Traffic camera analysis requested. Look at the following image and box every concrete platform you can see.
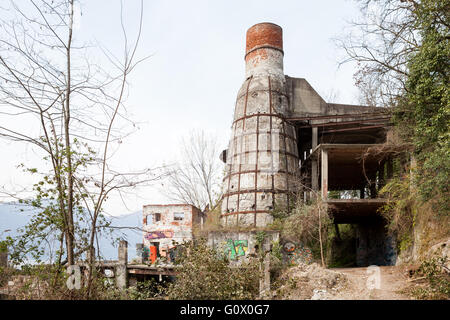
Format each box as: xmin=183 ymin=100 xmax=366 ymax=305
xmin=326 ymin=199 xmax=387 ymax=224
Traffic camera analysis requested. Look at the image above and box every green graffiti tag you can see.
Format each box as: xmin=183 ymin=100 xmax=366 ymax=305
xmin=224 ymin=239 xmax=248 ymax=260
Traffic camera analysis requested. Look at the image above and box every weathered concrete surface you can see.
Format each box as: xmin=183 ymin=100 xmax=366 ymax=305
xmin=259 ymin=254 xmax=271 ymax=298
xmin=207 ymin=230 xmax=279 ymax=265
xmin=221 ymin=22 xmax=390 ymax=230
xmin=356 ymin=222 xmax=396 ymax=266
xmin=221 ymin=23 xmax=299 ymax=228
xmin=221 ymin=22 xmax=396 ymax=267
xmin=245 ymin=23 xmax=284 ymax=78
xmin=327 ymin=199 xmax=387 ymax=224
xmin=118 ymin=240 xmax=128 ymax=263
xmin=115 ymin=264 xmax=127 ymax=290
xmin=285 ymin=76 xmax=386 ymax=119
xmin=115 ymin=240 xmax=128 ymax=289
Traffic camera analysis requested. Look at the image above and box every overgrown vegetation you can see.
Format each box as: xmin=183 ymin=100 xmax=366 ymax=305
xmin=326 ymin=224 xmax=357 ymax=268
xmin=406 ymin=255 xmax=450 ymax=300
xmin=270 ymin=195 xmax=331 ymax=266
xmin=0 ymin=0 xmax=164 ymax=299
xmin=379 ymin=174 xmax=416 ymax=253
xmin=164 ymin=240 xmax=260 ymax=300
xmin=341 ymin=0 xmax=450 ymax=265
xmin=392 ymin=0 xmax=450 ymax=217
xmin=0 ymin=264 xmax=126 ymax=300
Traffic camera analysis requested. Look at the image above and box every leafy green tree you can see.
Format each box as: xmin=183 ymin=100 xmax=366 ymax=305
xmin=340 ymin=0 xmax=449 ymax=214
xmin=394 ymin=0 xmax=449 ymax=213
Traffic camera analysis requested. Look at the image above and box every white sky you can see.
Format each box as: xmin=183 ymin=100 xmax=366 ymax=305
xmin=0 ymin=0 xmax=364 ymax=217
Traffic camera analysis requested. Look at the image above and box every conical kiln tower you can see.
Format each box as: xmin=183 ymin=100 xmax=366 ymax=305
xmin=221 ymin=23 xmax=300 ymax=227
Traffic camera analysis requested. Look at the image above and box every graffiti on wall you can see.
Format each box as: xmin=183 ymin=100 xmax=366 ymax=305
xmin=283 ymin=241 xmax=312 ymax=265
xmin=223 ymin=239 xmax=248 ymax=260
xmin=142 ymin=246 xmax=149 ymax=261
xmin=145 ymin=230 xmax=174 ymax=240
xmin=142 ymin=246 xmax=159 ymax=263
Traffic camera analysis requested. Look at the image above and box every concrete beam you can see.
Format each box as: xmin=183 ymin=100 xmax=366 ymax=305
xmin=326 ymin=199 xmax=387 ymax=224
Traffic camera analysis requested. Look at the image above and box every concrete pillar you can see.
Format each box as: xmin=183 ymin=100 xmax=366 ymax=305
xmin=321 ymin=149 xmax=328 ymax=200
xmin=312 ymin=127 xmax=318 ymax=149
xmin=312 ymin=161 xmax=319 ymax=192
xmin=308 ymin=127 xmax=319 ymax=201
xmin=311 ymin=127 xmax=319 ymax=193
xmin=115 ymin=264 xmax=127 ymax=290
xmin=118 ymin=240 xmax=128 ymax=263
xmin=135 ymin=243 xmax=143 ymax=264
xmin=116 ymin=240 xmax=128 ymax=290
xmin=259 ymin=254 xmax=271 ymax=299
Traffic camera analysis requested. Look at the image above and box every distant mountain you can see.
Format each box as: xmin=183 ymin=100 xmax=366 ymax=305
xmin=0 ymin=202 xmax=143 ymax=262
xmin=0 ymin=202 xmax=35 ymax=236
xmin=104 ymin=211 xmax=143 ymax=260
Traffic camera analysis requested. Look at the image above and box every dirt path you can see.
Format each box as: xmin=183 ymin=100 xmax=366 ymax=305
xmin=276 ymin=263 xmax=415 ymax=300
xmin=328 ymin=266 xmax=412 ymax=300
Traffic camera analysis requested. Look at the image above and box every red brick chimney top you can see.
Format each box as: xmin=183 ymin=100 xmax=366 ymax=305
xmin=245 ymin=23 xmax=283 ymax=58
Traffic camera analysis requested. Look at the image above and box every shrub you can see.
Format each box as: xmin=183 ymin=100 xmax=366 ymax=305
xmin=410 ymin=255 xmax=450 ymax=300
xmin=165 ymin=239 xmax=259 ymax=300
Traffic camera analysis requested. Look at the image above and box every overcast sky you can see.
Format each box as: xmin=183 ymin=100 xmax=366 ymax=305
xmin=0 ymin=0 xmax=365 ymax=217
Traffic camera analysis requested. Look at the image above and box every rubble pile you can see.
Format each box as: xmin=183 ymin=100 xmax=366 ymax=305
xmin=276 ymin=262 xmax=348 ymax=300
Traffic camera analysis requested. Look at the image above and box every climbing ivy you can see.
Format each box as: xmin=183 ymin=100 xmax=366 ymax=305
xmin=393 ymin=0 xmax=450 ymax=215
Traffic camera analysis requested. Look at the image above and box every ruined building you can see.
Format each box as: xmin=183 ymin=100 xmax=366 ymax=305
xmin=142 ymin=204 xmax=203 ymax=263
xmin=221 ymin=23 xmax=394 ymax=266
xmin=221 ymin=23 xmax=299 ymax=227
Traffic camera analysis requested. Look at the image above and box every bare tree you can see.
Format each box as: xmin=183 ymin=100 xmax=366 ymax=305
xmin=162 ymin=130 xmax=224 ymax=211
xmin=335 ymin=0 xmax=420 ymax=107
xmin=0 ymin=0 xmax=161 ymax=295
